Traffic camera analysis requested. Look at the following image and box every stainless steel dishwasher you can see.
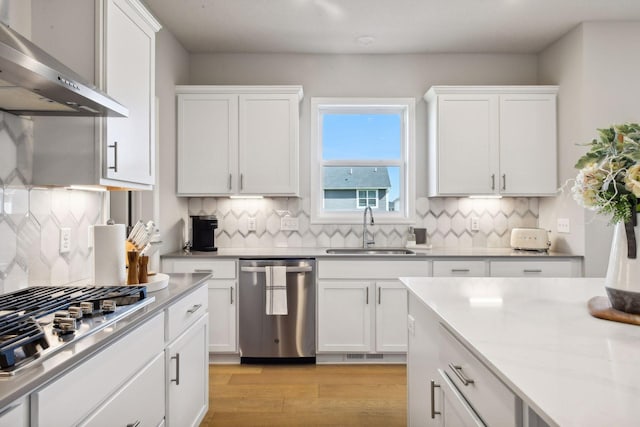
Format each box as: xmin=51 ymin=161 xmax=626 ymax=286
xmin=239 ymin=258 xmax=316 ymax=363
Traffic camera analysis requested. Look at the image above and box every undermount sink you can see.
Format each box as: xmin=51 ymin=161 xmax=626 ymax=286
xmin=325 ymin=248 xmax=416 ymax=255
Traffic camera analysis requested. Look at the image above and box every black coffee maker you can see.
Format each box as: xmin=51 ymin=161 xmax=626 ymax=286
xmin=191 ymin=215 xmax=218 ymax=252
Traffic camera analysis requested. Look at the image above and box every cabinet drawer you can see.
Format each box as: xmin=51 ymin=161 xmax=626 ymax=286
xmin=0 ymin=397 xmax=27 ymax=427
xmin=167 ymin=284 xmax=208 ymax=342
xmin=318 ymin=260 xmax=430 ymax=279
xmin=433 ymin=260 xmax=486 ymax=277
xmin=164 ymin=259 xmax=236 ymax=278
xmin=438 ymin=325 xmax=517 ymax=427
xmin=490 ymin=260 xmax=574 ymax=277
xmin=80 ymin=353 xmax=165 ymax=427
xmin=32 ymin=313 xmax=165 ymax=427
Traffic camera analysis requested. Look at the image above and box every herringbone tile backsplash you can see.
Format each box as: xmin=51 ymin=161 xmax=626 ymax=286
xmin=188 ymin=196 xmax=538 ymax=248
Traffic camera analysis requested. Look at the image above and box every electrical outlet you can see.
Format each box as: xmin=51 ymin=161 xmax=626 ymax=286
xmin=407 ymin=315 xmax=416 ymax=337
xmin=557 ymin=218 xmax=571 ymax=233
xmin=60 ymin=228 xmax=71 ymax=253
xmin=247 ymin=217 xmax=257 ymax=231
xmin=280 ymin=216 xmax=299 ymax=231
xmin=470 ymin=216 xmax=480 ymax=231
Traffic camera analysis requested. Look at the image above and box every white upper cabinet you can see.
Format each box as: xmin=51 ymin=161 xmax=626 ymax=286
xmin=30 ymin=0 xmax=160 ymax=189
xmin=425 ymin=86 xmax=558 ymax=197
xmin=103 ymin=0 xmax=158 ymax=186
xmin=176 ymin=86 xmax=303 ymax=197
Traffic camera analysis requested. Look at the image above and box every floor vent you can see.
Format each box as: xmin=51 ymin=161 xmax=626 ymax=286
xmin=366 ymin=354 xmax=384 ymax=360
xmin=346 ymin=354 xmax=365 ymax=360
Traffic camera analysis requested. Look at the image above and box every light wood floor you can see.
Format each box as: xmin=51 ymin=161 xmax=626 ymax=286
xmin=201 ymin=364 xmax=407 ymax=427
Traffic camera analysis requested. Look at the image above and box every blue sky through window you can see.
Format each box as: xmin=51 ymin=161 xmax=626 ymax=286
xmin=322 ymin=113 xmax=402 ymax=206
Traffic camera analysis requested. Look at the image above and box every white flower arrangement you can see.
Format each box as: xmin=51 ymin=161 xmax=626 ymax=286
xmin=573 ymin=123 xmax=640 ymax=224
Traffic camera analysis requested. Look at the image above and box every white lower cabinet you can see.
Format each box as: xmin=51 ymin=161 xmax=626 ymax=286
xmin=167 ymin=314 xmax=209 ymax=427
xmin=317 ymin=259 xmax=429 ymax=357
xmin=408 ymin=292 xmax=520 ymax=427
xmin=490 ymin=260 xmax=578 ymax=277
xmin=0 ymin=397 xmax=28 ymax=427
xmin=433 ymin=260 xmax=487 ymax=277
xmin=32 ymin=314 xmax=165 ymax=427
xmin=208 ymin=281 xmax=237 ymax=352
xmin=27 ymin=281 xmax=209 ymax=427
xmin=162 ymin=259 xmax=238 ymax=355
xmin=375 ymin=281 xmax=408 ymax=352
xmin=318 ymin=281 xmax=372 ymax=352
xmin=81 ymin=353 xmax=165 ymax=427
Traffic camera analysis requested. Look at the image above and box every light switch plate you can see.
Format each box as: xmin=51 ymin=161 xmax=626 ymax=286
xmin=60 ymin=228 xmax=71 ymax=253
xmin=557 ymin=218 xmax=570 ymax=233
xmin=247 ymin=217 xmax=257 ymax=231
xmin=470 ymin=217 xmax=480 ymax=231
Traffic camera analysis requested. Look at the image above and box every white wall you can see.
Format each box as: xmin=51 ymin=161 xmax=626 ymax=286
xmin=538 ymin=22 xmax=640 ymax=276
xmin=189 ymin=53 xmax=538 ymax=198
xmin=155 ymin=29 xmax=190 ymax=255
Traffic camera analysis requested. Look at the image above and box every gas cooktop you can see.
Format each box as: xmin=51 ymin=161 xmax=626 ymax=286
xmin=0 ymin=285 xmax=154 ymax=376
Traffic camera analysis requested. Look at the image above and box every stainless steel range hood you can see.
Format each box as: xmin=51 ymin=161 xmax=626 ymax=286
xmin=0 ymin=23 xmax=128 ymax=117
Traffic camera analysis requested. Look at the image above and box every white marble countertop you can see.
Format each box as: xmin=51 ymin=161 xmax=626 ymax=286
xmin=400 ymin=276 xmax=640 ymax=427
xmin=162 ymin=246 xmax=581 ymax=259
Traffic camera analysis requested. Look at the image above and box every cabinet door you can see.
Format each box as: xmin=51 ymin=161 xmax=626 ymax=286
xmin=167 ymin=314 xmax=209 ymax=427
xmin=436 ymin=95 xmax=498 ymax=195
xmin=177 ymin=94 xmax=238 ymax=195
xmin=499 ymin=94 xmax=557 ymax=195
xmin=317 ymin=281 xmax=372 ymax=352
xmin=104 ymin=0 xmax=156 ymax=185
xmin=208 ymin=280 xmax=237 ymax=352
xmin=238 ymin=93 xmax=299 ymax=195
xmin=80 ymin=353 xmax=165 ymax=427
xmin=375 ymin=281 xmax=408 ymax=352
xmin=0 ymin=397 xmax=27 ymax=427
xmin=439 ymin=370 xmax=486 ymax=427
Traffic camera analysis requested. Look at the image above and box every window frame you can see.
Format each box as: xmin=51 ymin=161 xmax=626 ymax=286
xmin=310 ymin=97 xmax=416 ymax=224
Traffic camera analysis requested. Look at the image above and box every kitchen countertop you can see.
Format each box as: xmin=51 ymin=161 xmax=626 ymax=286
xmin=162 ymin=246 xmax=581 ymax=259
xmin=0 ymin=273 xmax=209 ymax=410
xmin=400 ymin=276 xmax=640 ymax=427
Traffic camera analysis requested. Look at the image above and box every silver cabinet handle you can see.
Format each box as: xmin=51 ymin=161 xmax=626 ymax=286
xmin=240 ymin=173 xmax=244 ymax=190
xmin=187 ymin=304 xmax=202 ymax=314
xmin=365 ymin=287 xmax=369 ymax=305
xmin=194 ymin=269 xmax=213 ymax=273
xmin=451 ymin=269 xmax=470 ymax=273
xmin=228 ymin=173 xmax=232 ymax=190
xmin=171 ymin=353 xmax=180 ymax=385
xmin=108 ymin=141 xmax=118 ymax=172
xmin=126 ymin=421 xmax=141 ymax=427
xmin=230 ymin=286 xmax=234 ymax=304
xmin=378 ymin=287 xmax=381 ymax=304
xmin=430 ymin=380 xmax=441 ymax=419
xmin=523 ymin=269 xmax=542 ymax=273
xmin=502 ymin=173 xmax=506 ymax=191
xmin=491 ymin=174 xmax=495 ymax=190
xmin=448 ymin=363 xmax=474 ymax=386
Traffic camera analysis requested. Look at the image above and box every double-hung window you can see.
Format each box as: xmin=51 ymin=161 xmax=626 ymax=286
xmin=310 ymin=98 xmax=415 ymax=224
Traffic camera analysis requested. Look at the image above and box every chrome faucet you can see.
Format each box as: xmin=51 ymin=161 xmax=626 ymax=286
xmin=362 ymin=206 xmax=375 ymax=248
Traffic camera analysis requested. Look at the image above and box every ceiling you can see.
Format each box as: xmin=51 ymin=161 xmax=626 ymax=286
xmin=141 ymin=0 xmax=640 ymax=54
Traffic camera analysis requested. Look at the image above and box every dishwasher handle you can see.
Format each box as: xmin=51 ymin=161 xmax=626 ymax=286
xmin=240 ymin=265 xmax=313 ymax=274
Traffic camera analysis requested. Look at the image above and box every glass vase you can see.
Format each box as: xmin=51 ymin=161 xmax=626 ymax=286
xmin=604 ymin=218 xmax=640 ymax=314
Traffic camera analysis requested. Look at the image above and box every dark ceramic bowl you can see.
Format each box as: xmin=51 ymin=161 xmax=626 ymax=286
xmin=605 ymin=287 xmax=640 ymax=315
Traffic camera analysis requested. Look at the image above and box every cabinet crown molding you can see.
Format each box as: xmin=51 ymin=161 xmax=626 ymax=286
xmin=424 ymin=85 xmax=559 ymax=101
xmin=176 ymin=85 xmax=304 ymax=101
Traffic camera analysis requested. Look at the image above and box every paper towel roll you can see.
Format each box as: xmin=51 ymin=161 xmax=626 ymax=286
xmin=92 ymin=224 xmax=126 ymax=285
